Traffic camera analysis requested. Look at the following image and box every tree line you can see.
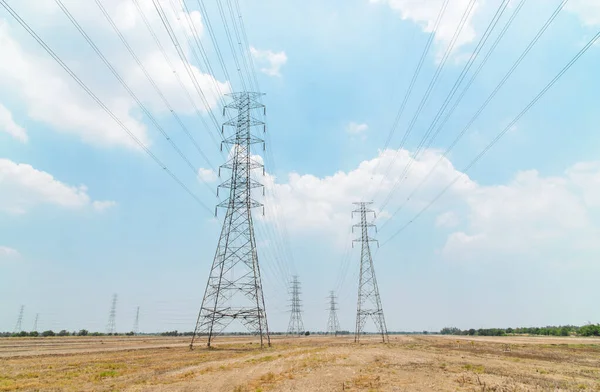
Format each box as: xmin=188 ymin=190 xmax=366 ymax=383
xmin=439 ymin=324 xmax=600 ymax=337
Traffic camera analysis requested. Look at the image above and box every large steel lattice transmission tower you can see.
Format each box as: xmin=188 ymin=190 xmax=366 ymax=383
xmin=191 ymin=92 xmax=270 ymax=349
xmin=287 ymin=276 xmax=304 ymax=335
xmin=352 ymin=202 xmax=389 ymax=343
xmin=13 ymin=305 xmax=24 ymax=333
xmin=106 ymin=294 xmax=117 ymax=335
xmin=326 ymin=291 xmax=341 ymax=336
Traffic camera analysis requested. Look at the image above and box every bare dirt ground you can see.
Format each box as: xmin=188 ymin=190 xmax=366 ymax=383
xmin=1 ymin=334 xmax=599 ymax=391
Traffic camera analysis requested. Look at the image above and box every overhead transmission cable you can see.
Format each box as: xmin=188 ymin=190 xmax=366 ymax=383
xmin=94 ymin=0 xmax=217 ymax=174
xmin=151 ymin=0 xmax=224 ymax=142
xmin=0 ymin=0 xmax=213 ymax=215
xmin=169 ymin=0 xmax=227 ymax=110
xmin=380 ymin=26 xmax=600 ymax=247
xmin=376 ymin=0 xmax=511 ymax=211
xmin=130 ymin=0 xmax=221 ymax=154
xmin=379 ymin=0 xmax=567 ymax=230
xmin=372 ymin=0 xmax=479 ymax=207
xmin=365 ymin=0 xmax=450 ymax=197
xmin=54 ymin=0 xmax=219 ymax=196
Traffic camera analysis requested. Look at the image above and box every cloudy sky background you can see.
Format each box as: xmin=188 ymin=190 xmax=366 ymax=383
xmin=1 ymin=0 xmax=600 ymax=333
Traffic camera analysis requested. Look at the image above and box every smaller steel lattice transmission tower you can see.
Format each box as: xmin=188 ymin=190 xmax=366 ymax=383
xmin=133 ymin=306 xmax=140 ymax=335
xmin=32 ymin=313 xmax=39 ymax=332
xmin=352 ymin=202 xmax=389 ymax=343
xmin=326 ymin=291 xmax=341 ymax=336
xmin=287 ymin=275 xmax=305 ymax=335
xmin=191 ymin=92 xmax=270 ymax=349
xmin=14 ymin=305 xmax=24 ymax=333
xmin=106 ymin=294 xmax=117 ymax=335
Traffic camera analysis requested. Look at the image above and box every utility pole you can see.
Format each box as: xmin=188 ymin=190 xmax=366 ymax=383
xmin=133 ymin=306 xmax=140 ymax=335
xmin=191 ymin=92 xmax=270 ymax=349
xmin=13 ymin=305 xmax=24 ymax=333
xmin=352 ymin=202 xmax=388 ymax=343
xmin=287 ymin=276 xmax=304 ymax=335
xmin=32 ymin=313 xmax=39 ymax=332
xmin=106 ymin=294 xmax=117 ymax=335
xmin=326 ymin=291 xmax=340 ymax=336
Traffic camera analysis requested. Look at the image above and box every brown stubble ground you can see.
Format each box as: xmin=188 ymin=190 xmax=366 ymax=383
xmin=1 ymin=335 xmax=599 ymax=391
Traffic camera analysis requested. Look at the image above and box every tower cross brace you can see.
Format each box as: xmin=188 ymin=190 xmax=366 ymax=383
xmin=352 ymin=202 xmax=389 ymax=343
xmin=287 ymin=275 xmax=304 ymax=335
xmin=326 ymin=291 xmax=341 ymax=336
xmin=191 ymin=92 xmax=270 ymax=348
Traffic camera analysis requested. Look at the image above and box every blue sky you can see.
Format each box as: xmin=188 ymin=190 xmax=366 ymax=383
xmin=1 ymin=0 xmax=600 ymax=334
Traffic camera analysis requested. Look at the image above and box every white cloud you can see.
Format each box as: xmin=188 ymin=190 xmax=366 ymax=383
xmin=346 ymin=122 xmax=369 ymax=134
xmin=259 ymin=148 xmax=473 ymax=245
xmin=0 ymin=158 xmax=115 ymax=214
xmin=92 ymin=200 xmax=117 ymax=211
xmin=567 ymin=0 xmax=600 ymax=26
xmin=435 ymin=211 xmax=459 ymax=228
xmin=370 ymin=0 xmax=480 ymax=52
xmin=198 ymin=167 xmax=218 ymax=183
xmin=250 ymin=46 xmax=288 ymax=77
xmin=0 ymin=0 xmax=229 ymax=149
xmin=440 ymin=165 xmax=600 ymax=262
xmin=0 ymin=246 xmax=20 ymax=259
xmin=0 ymin=103 xmax=27 ymax=142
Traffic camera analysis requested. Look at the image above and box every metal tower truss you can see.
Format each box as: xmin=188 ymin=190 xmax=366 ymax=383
xmin=192 ymin=92 xmax=270 ymax=348
xmin=287 ymin=276 xmax=304 ymax=335
xmin=326 ymin=291 xmax=341 ymax=336
xmin=106 ymin=294 xmax=117 ymax=335
xmin=352 ymin=202 xmax=389 ymax=343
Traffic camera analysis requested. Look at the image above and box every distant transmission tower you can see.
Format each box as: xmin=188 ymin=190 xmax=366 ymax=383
xmin=287 ymin=276 xmax=305 ymax=335
xmin=353 ymin=202 xmax=388 ymax=343
xmin=106 ymin=294 xmax=117 ymax=334
xmin=326 ymin=291 xmax=341 ymax=336
xmin=32 ymin=313 xmax=39 ymax=332
xmin=191 ymin=92 xmax=270 ymax=349
xmin=133 ymin=306 xmax=140 ymax=335
xmin=13 ymin=305 xmax=24 ymax=333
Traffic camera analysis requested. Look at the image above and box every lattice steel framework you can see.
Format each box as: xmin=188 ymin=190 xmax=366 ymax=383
xmin=32 ymin=313 xmax=39 ymax=332
xmin=133 ymin=306 xmax=140 ymax=335
xmin=326 ymin=291 xmax=340 ymax=336
xmin=352 ymin=202 xmax=388 ymax=343
xmin=106 ymin=294 xmax=117 ymax=334
xmin=287 ymin=275 xmax=304 ymax=335
xmin=191 ymin=92 xmax=270 ymax=348
xmin=13 ymin=305 xmax=24 ymax=333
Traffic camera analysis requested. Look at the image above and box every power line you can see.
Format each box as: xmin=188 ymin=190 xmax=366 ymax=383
xmin=365 ymin=0 xmax=450 ymax=196
xmin=94 ymin=0 xmax=219 ymax=181
xmin=151 ymin=0 xmax=224 ymax=139
xmin=380 ymin=26 xmax=600 ymax=246
xmin=373 ymin=0 xmax=479 ymax=207
xmin=0 ymin=0 xmax=213 ymax=214
xmin=130 ymin=0 xmax=221 ymax=154
xmin=55 ymin=0 xmax=217 ymax=196
xmin=376 ymin=0 xmax=512 ymax=210
xmin=379 ymin=0 xmax=567 ymax=231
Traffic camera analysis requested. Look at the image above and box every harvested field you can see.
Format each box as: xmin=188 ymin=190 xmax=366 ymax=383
xmin=1 ymin=335 xmax=599 ymax=391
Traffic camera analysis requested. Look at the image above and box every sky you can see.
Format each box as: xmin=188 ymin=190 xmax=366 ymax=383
xmin=1 ymin=0 xmax=600 ymax=335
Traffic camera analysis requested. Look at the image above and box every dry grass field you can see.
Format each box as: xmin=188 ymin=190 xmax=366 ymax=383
xmin=1 ymin=334 xmax=599 ymax=391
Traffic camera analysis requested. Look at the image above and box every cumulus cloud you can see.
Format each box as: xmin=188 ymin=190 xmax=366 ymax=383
xmin=567 ymin=0 xmax=600 ymax=26
xmin=0 ymin=0 xmax=229 ymax=149
xmin=258 ymin=148 xmax=472 ymax=245
xmin=250 ymin=46 xmax=288 ymax=77
xmin=370 ymin=0 xmax=480 ymax=52
xmin=440 ymin=164 xmax=600 ymax=262
xmin=0 ymin=103 xmax=27 ymax=142
xmin=0 ymin=246 xmax=20 ymax=259
xmin=0 ymin=158 xmax=115 ymax=214
xmin=198 ymin=167 xmax=218 ymax=182
xmin=346 ymin=122 xmax=369 ymax=134
xmin=435 ymin=211 xmax=459 ymax=228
